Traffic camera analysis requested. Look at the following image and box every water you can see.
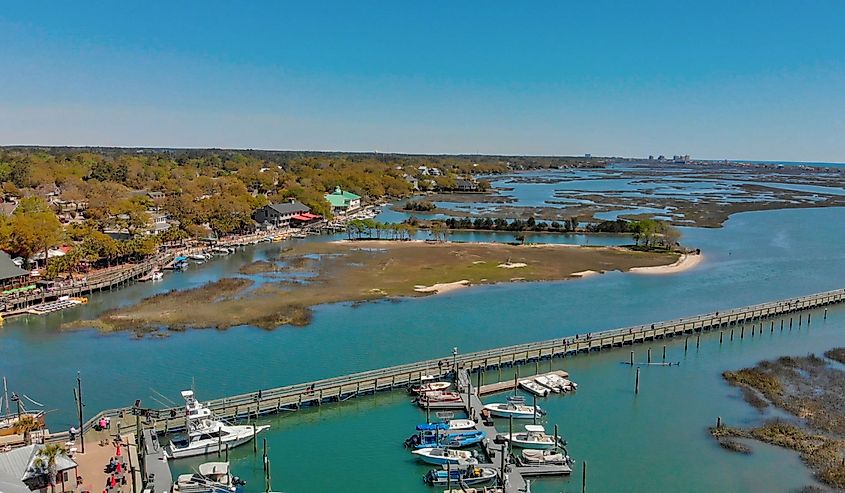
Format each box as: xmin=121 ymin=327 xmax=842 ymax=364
xmin=2 ymin=185 xmax=845 ymax=490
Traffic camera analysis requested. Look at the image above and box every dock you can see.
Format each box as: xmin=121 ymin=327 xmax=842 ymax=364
xmin=48 ymin=288 xmax=844 ymax=444
xmin=141 ymin=429 xmax=172 ymax=493
xmin=456 ymin=370 xmax=571 ymax=492
xmin=478 ymin=370 xmax=569 ymax=396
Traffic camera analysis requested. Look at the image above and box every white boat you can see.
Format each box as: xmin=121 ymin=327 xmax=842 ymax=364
xmin=533 ymin=375 xmax=561 ymax=393
xmin=518 ymin=449 xmax=572 ymax=466
xmin=546 ymin=374 xmax=577 ymax=392
xmin=151 ymin=271 xmax=164 ymax=281
xmin=518 ymin=379 xmax=550 ymax=397
xmin=410 ymin=382 xmax=452 ymax=394
xmin=507 ymin=425 xmax=558 ymax=450
xmin=417 ymin=391 xmax=463 ymax=405
xmin=189 ymin=253 xmax=208 ymax=261
xmin=447 ymin=419 xmax=476 ymax=430
xmin=172 ymin=461 xmax=245 ymax=493
xmin=412 ymin=448 xmax=478 ymax=466
xmin=483 ymin=397 xmax=544 ymax=419
xmin=165 ymin=391 xmax=269 ymax=459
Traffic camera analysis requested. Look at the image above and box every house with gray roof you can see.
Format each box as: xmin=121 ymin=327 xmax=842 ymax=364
xmin=0 ymin=252 xmax=28 ymax=289
xmin=0 ymin=444 xmax=78 ymax=493
xmin=254 ymin=200 xmax=311 ymax=228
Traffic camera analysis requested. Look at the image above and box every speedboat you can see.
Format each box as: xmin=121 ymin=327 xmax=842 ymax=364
xmin=165 ymin=391 xmax=270 ymax=459
xmin=506 ymin=425 xmax=559 ymax=450
xmin=411 ymin=448 xmax=478 ymax=466
xmin=189 ymin=253 xmax=208 ymax=261
xmin=404 ymin=425 xmax=485 ymax=449
xmin=423 ymin=466 xmax=497 ymax=486
xmin=518 ymin=449 xmax=573 ymax=466
xmin=409 ymin=382 xmax=452 ymax=395
xmin=533 ymin=375 xmax=561 ymax=393
xmin=546 ymin=374 xmax=577 ymax=392
xmin=518 ymin=379 xmax=550 ymax=397
xmin=446 ymin=419 xmax=475 ymax=430
xmin=171 ymin=461 xmax=246 ymax=492
xmin=482 ymin=396 xmax=544 ymax=419
xmin=417 ymin=391 xmax=463 ymax=406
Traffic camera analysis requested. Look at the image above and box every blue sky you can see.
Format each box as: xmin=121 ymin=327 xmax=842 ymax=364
xmin=1 ymin=1 xmax=844 ymax=161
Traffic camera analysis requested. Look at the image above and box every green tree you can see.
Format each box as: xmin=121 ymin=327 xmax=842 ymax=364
xmin=34 ymin=443 xmax=67 ymax=493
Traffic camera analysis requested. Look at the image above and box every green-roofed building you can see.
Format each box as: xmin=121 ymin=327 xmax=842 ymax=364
xmin=325 ymin=186 xmax=361 ymax=215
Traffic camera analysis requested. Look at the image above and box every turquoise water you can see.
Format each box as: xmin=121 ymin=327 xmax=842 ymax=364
xmin=2 ymin=181 xmax=845 ymax=490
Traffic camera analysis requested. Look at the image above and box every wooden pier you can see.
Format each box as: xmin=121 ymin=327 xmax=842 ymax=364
xmin=53 ymin=287 xmax=845 ymax=443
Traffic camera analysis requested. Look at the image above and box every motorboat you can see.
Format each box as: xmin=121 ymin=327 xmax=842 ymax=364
xmin=189 ymin=253 xmax=208 ymax=261
xmin=165 ymin=391 xmax=270 ymax=459
xmin=409 ymin=382 xmax=452 ymax=395
xmin=518 ymin=379 xmax=550 ymax=397
xmin=140 ymin=270 xmax=164 ymax=282
xmin=482 ymin=396 xmax=544 ymax=419
xmin=411 ymin=448 xmax=478 ymax=466
xmin=533 ymin=375 xmax=561 ymax=393
xmin=171 ymin=461 xmax=246 ymax=492
xmin=443 ymin=489 xmax=503 ymax=493
xmin=417 ymin=391 xmax=463 ymax=406
xmin=404 ymin=425 xmax=485 ymax=449
xmin=517 ymin=449 xmax=573 ymax=466
xmin=546 ymin=373 xmax=577 ymax=392
xmin=446 ymin=419 xmax=475 ymax=430
xmin=506 ymin=425 xmax=559 ymax=450
xmin=423 ymin=466 xmax=497 ymax=486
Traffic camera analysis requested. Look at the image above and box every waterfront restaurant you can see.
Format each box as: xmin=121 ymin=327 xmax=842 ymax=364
xmin=324 ymin=186 xmax=361 ymax=215
xmin=254 ymin=199 xmax=311 ymax=228
xmin=0 ymin=252 xmax=29 ymax=291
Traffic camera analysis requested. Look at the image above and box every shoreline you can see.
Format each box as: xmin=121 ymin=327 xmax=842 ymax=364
xmin=628 ymin=253 xmax=703 ymax=275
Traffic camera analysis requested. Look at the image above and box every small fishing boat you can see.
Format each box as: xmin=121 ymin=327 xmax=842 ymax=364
xmin=423 ymin=466 xmax=497 ymax=486
xmin=189 ymin=253 xmax=208 ymax=261
xmin=404 ymin=426 xmax=485 ymax=449
xmin=518 ymin=379 xmax=550 ymax=397
xmin=518 ymin=449 xmax=573 ymax=466
xmin=546 ymin=374 xmax=577 ymax=392
xmin=442 ymin=488 xmax=503 ymax=493
xmin=411 ymin=448 xmax=478 ymax=466
xmin=446 ymin=419 xmax=475 ymax=430
xmin=533 ymin=375 xmax=561 ymax=393
xmin=506 ymin=425 xmax=559 ymax=450
xmin=482 ymin=396 xmax=544 ymax=419
xmin=410 ymin=382 xmax=452 ymax=395
xmin=417 ymin=391 xmax=463 ymax=405
xmin=291 ymin=232 xmax=307 ymax=239
xmin=171 ymin=461 xmax=246 ymax=492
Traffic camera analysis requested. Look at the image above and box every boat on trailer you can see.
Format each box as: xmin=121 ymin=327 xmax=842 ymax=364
xmin=165 ymin=391 xmax=269 ymax=459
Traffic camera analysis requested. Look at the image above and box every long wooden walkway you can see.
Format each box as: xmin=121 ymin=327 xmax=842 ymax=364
xmin=58 ymin=287 xmax=845 ymax=442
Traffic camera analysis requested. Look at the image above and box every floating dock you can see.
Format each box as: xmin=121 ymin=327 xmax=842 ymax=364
xmin=26 ymin=297 xmax=83 ymax=315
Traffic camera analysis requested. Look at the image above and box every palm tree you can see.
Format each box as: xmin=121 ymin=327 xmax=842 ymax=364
xmin=34 ymin=443 xmax=67 ymax=493
xmin=13 ymin=414 xmax=40 ymax=445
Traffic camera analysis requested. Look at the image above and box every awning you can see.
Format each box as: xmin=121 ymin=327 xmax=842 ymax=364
xmin=291 ymin=214 xmax=311 ymax=221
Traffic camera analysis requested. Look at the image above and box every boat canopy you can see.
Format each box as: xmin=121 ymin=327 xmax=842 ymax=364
xmin=417 ymin=423 xmax=450 ymax=431
xmin=524 ymin=425 xmax=546 ymax=432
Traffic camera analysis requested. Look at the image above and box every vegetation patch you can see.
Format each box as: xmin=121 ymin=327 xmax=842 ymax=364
xmin=713 ymin=351 xmax=845 ymax=490
xmin=72 ymin=241 xmax=677 ymax=334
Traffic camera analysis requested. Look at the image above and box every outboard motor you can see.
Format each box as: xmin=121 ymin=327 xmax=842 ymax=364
xmin=403 ymin=434 xmax=420 ymax=448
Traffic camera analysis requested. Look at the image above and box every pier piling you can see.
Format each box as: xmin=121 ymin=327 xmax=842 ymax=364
xmin=825 ymin=308 xmax=828 ymax=320
xmin=685 ymin=337 xmax=689 ymax=351
xmin=635 ymin=368 xmax=640 ymax=394
xmin=647 ymin=348 xmax=651 ymax=364
xmin=717 ymin=416 xmax=722 ymax=428
xmin=720 ymin=331 xmax=723 ymax=344
xmin=662 ymin=345 xmax=666 ymax=361
xmin=696 ymin=334 xmax=700 ymax=348
xmin=630 ymin=351 xmax=634 ymax=366
xmin=582 ymin=461 xmax=588 ymax=493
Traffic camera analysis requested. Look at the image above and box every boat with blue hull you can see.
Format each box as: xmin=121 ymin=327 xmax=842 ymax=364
xmin=404 ymin=424 xmax=486 ymax=449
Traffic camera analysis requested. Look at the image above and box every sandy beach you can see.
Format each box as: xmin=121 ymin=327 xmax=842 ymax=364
xmin=414 ymin=280 xmax=471 ymax=294
xmin=629 ymin=253 xmax=703 ymax=275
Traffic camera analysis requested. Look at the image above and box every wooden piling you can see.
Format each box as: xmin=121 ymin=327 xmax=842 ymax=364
xmin=696 ymin=333 xmax=700 ymax=348
xmin=720 ymin=331 xmax=723 ymax=344
xmin=717 ymin=416 xmax=722 ymax=428
xmin=635 ymin=368 xmax=640 ymax=394
xmin=582 ymin=460 xmax=587 ymax=493
xmin=662 ymin=345 xmax=666 ymax=361
xmin=730 ymin=329 xmax=734 ymax=341
xmin=685 ymin=337 xmax=689 ymax=352
xmin=647 ymin=348 xmax=651 ymax=364
xmin=630 ymin=351 xmax=634 ymax=366
xmin=740 ymin=326 xmax=744 ymax=339
xmin=825 ymin=308 xmax=828 ymax=320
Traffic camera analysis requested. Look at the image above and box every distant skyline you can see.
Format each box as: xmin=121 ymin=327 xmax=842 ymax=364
xmin=1 ymin=2 xmax=844 ymax=162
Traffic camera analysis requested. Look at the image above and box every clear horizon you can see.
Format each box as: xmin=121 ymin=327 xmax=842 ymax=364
xmin=2 ymin=2 xmax=844 ymax=162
